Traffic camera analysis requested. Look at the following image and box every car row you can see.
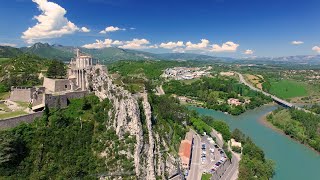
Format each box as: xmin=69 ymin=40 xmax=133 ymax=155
xmin=201 ymin=143 xmax=206 ymax=164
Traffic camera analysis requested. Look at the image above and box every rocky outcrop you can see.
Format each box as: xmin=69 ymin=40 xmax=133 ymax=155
xmin=141 ymin=93 xmax=156 ymax=180
xmin=87 ymin=65 xmax=143 ymax=176
xmin=87 ymin=65 xmax=178 ymax=179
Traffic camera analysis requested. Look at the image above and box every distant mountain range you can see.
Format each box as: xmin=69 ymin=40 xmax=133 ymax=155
xmin=0 ymin=42 xmax=320 ymax=65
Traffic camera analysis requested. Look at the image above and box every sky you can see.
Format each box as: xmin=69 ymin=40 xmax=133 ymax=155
xmin=0 ymin=0 xmax=319 ymax=57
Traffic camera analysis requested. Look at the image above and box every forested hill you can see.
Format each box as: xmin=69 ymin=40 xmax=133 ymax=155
xmin=1 ymin=43 xmax=228 ymax=63
xmin=0 ymin=54 xmax=52 ymax=93
xmin=0 ymin=46 xmax=23 ymax=58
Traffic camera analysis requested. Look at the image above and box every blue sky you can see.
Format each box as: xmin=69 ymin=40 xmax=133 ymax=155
xmin=0 ymin=0 xmax=319 ymax=57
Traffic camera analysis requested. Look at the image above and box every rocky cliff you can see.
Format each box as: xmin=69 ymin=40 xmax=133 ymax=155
xmin=87 ymin=65 xmax=143 ymax=176
xmin=86 ymin=65 xmax=176 ymax=179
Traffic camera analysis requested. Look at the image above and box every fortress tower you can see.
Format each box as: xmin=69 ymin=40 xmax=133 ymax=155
xmin=69 ymin=49 xmax=93 ymax=90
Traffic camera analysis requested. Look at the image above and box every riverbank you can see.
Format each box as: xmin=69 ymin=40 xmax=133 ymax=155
xmin=259 ymin=112 xmax=320 ymax=155
xmin=191 ymin=105 xmax=320 ymax=180
xmin=186 ymin=102 xmax=276 ymax=117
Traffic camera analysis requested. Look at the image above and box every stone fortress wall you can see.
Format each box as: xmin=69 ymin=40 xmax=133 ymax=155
xmin=1 ymin=49 xmax=95 ymax=129
xmin=43 ymin=77 xmax=73 ymax=92
xmin=44 ymin=90 xmax=88 ymax=108
xmin=9 ymin=86 xmax=34 ymax=102
xmin=0 ymin=111 xmax=44 ymax=129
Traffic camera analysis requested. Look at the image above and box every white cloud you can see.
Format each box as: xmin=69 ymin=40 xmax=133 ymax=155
xmin=211 ymin=41 xmax=239 ymax=52
xmin=130 ymin=27 xmax=136 ymax=30
xmin=119 ymin=38 xmax=154 ymax=49
xmin=21 ymin=0 xmax=80 ymax=44
xmin=82 ymin=38 xmax=156 ymax=49
xmin=0 ymin=43 xmax=17 ymax=47
xmin=82 ymin=39 xmax=122 ymax=49
xmin=80 ymin=27 xmax=90 ymax=33
xmin=112 ymin=40 xmax=123 ymax=45
xmin=185 ymin=39 xmax=210 ymax=50
xmin=83 ymin=38 xmax=240 ymax=52
xmin=312 ymin=46 xmax=320 ymax=53
xmin=157 ymin=39 xmax=239 ymax=53
xmin=99 ymin=26 xmax=125 ymax=34
xmin=159 ymin=41 xmax=184 ymax=49
xmin=243 ymin=49 xmax=254 ymax=55
xmin=292 ymin=41 xmax=304 ymax=45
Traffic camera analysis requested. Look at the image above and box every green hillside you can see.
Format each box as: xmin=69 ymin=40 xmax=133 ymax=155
xmin=0 ymin=46 xmax=23 ymax=58
xmin=0 ymin=54 xmax=51 ymax=92
xmin=20 ymin=43 xmax=74 ymax=61
xmin=19 ymin=43 xmax=226 ymax=63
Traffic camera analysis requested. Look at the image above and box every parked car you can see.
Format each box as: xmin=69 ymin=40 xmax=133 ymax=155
xmin=202 ymin=143 xmax=206 ymax=149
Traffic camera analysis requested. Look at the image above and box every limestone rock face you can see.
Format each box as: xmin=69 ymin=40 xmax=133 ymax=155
xmin=141 ymin=93 xmax=156 ymax=180
xmin=87 ymin=65 xmax=143 ymax=176
xmin=87 ymin=65 xmax=178 ymax=179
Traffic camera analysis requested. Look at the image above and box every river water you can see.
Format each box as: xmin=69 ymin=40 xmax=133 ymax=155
xmin=189 ymin=105 xmax=320 ymax=180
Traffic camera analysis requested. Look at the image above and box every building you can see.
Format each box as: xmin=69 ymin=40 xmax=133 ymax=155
xmin=68 ymin=49 xmax=93 ymax=90
xmin=9 ymin=49 xmax=94 ymax=111
xmin=227 ymin=98 xmax=242 ymax=106
xmin=178 ymin=139 xmax=192 ymax=169
xmin=231 ymin=138 xmax=242 ymax=148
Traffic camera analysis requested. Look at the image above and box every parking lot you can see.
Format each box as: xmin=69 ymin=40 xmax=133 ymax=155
xmin=200 ymin=135 xmax=228 ymax=175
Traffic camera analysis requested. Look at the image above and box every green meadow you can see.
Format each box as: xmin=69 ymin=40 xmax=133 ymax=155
xmin=269 ymin=80 xmax=308 ymax=99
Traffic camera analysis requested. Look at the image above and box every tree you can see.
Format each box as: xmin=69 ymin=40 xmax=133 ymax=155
xmin=232 ymin=128 xmax=245 ymax=143
xmin=47 ymin=60 xmax=66 ymax=78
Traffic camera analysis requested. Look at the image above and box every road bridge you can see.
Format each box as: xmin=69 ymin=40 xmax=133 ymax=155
xmin=236 ymin=72 xmax=305 ymax=110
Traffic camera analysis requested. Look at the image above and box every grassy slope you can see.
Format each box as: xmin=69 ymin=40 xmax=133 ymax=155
xmin=269 ymin=80 xmax=308 ymax=99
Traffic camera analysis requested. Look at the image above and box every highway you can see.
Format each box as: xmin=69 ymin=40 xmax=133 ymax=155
xmin=236 ymin=72 xmax=308 ymax=111
xmin=187 ymin=130 xmax=202 ymax=180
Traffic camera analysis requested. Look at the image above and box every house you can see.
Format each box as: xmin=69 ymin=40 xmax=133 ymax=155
xmin=227 ymin=98 xmax=242 ymax=106
xmin=178 ymin=140 xmax=192 ymax=169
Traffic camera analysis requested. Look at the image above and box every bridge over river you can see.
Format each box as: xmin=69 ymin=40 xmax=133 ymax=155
xmin=236 ymin=72 xmax=305 ymax=111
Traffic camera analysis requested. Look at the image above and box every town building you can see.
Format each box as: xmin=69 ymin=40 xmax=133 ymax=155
xmin=178 ymin=139 xmax=192 ymax=169
xmin=227 ymin=98 xmax=242 ymax=106
xmin=162 ymin=66 xmax=211 ymax=80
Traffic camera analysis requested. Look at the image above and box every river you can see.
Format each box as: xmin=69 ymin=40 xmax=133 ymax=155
xmin=189 ymin=105 xmax=320 ymax=180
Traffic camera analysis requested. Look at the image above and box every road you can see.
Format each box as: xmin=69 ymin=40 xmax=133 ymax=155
xmin=220 ymin=149 xmax=240 ymax=180
xmin=210 ymin=129 xmax=240 ymax=180
xmin=236 ymin=72 xmax=311 ymax=112
xmin=201 ymin=136 xmax=223 ymax=173
xmin=187 ymin=130 xmax=202 ymax=180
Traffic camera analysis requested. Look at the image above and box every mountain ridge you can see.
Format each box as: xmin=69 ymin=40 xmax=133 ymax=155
xmin=1 ymin=43 xmax=320 ymax=64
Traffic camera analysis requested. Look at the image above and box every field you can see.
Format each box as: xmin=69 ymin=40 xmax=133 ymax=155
xmin=245 ymin=74 xmax=264 ymax=90
xmin=269 ymin=80 xmax=308 ymax=99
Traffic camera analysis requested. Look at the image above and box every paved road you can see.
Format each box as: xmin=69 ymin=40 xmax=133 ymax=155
xmin=220 ymin=150 xmax=240 ymax=180
xmin=187 ymin=130 xmax=202 ymax=180
xmin=210 ymin=129 xmax=240 ymax=180
xmin=237 ymin=72 xmax=311 ymax=112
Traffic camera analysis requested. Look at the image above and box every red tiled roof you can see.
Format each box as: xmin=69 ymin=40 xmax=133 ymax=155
xmin=179 ymin=140 xmax=191 ymax=159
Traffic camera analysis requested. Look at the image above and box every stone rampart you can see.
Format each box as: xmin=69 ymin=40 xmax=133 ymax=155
xmin=0 ymin=111 xmax=43 ymax=129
